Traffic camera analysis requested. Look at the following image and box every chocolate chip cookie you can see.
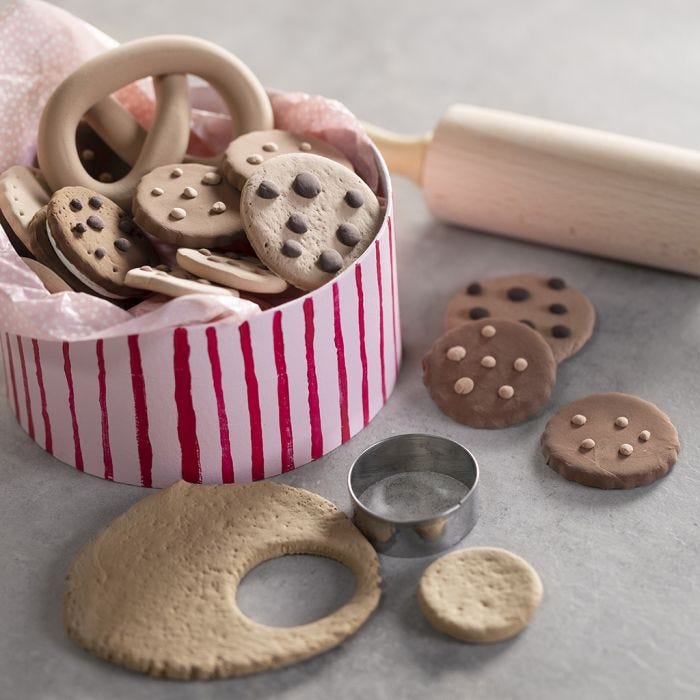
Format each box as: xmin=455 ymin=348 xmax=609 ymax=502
xmin=444 ymin=274 xmax=595 ymax=363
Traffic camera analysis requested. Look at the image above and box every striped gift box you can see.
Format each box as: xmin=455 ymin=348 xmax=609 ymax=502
xmin=1 ymin=177 xmax=401 ymax=486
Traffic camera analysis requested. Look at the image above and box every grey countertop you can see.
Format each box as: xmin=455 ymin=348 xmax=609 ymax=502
xmin=2 ymin=1 xmax=699 ymax=698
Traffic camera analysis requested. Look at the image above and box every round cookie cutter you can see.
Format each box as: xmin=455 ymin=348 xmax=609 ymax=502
xmin=348 ymin=434 xmax=479 ymax=557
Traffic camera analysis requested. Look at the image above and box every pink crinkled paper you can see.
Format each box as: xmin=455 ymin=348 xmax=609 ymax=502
xmin=0 ymin=0 xmax=378 ymax=342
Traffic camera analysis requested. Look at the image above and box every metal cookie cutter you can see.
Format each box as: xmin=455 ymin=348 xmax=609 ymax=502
xmin=348 ymin=434 xmax=479 ymax=557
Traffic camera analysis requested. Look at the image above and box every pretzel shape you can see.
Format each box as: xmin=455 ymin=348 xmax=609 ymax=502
xmin=37 ymin=36 xmax=273 ymax=210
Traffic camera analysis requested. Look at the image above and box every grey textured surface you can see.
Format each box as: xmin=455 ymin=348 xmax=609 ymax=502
xmin=2 ymin=1 xmax=700 ymax=698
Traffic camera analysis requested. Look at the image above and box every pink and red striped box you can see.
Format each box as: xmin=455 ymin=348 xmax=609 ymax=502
xmin=0 ymin=162 xmax=400 ymax=486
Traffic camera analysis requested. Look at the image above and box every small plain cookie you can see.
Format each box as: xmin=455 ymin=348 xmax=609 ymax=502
xmin=20 ymin=257 xmax=73 ymax=294
xmin=38 ymin=186 xmax=157 ymax=300
xmin=240 ymin=153 xmax=382 ymax=291
xmin=176 ymin=247 xmax=288 ymax=294
xmin=63 ymin=480 xmax=381 ymax=679
xmin=541 ymin=392 xmax=679 ymax=489
xmin=133 ymin=164 xmax=244 ymax=248
xmin=422 ymin=318 xmax=556 ymax=428
xmin=444 ymin=274 xmax=595 ymax=363
xmin=0 ymin=165 xmax=50 ymax=258
xmin=223 ymin=129 xmax=353 ymax=190
xmin=418 ymin=547 xmax=543 ymax=643
xmin=125 ymin=264 xmax=241 ymax=298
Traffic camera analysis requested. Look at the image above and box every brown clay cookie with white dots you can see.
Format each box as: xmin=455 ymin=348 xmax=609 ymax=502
xmin=176 ymin=247 xmax=287 ymax=294
xmin=422 ymin=318 xmax=556 ymax=428
xmin=541 ymin=392 xmax=679 ymax=489
xmin=223 ymin=129 xmax=353 ymax=190
xmin=133 ymin=164 xmax=244 ymax=248
xmin=240 ymin=153 xmax=382 ymax=291
xmin=125 ymin=264 xmax=241 ymax=299
xmin=444 ymin=274 xmax=595 ymax=363
xmin=37 ymin=186 xmax=157 ymax=300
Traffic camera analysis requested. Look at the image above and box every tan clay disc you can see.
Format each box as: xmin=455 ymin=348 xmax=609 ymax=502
xmin=125 ymin=264 xmax=241 ymax=299
xmin=418 ymin=547 xmax=543 ymax=643
xmin=541 ymin=392 xmax=679 ymax=489
xmin=444 ymin=274 xmax=595 ymax=363
xmin=223 ymin=129 xmax=353 ymax=190
xmin=63 ymin=480 xmax=381 ymax=679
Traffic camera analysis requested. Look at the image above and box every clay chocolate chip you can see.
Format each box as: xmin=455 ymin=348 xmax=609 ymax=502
xmin=88 ymin=196 xmax=102 ymax=209
xmin=344 ymin=190 xmax=364 ymax=208
xmin=94 ymin=247 xmax=106 ymax=259
xmin=469 ymin=307 xmax=490 ymax=320
xmin=552 ymin=325 xmax=571 ymax=338
xmin=281 ymin=239 xmax=303 ymax=258
xmin=118 ymin=217 xmax=134 ymax=234
xmin=548 ymin=277 xmax=566 ymax=290
xmin=466 ymin=282 xmax=483 ymax=296
xmin=286 ymin=213 xmax=308 ymax=234
xmin=72 ymin=223 xmax=86 ymax=235
xmin=336 ymin=223 xmax=361 ymax=247
xmin=86 ymin=215 xmax=104 ymax=231
xmin=318 ymin=249 xmax=343 ymax=273
xmin=292 ymin=172 xmax=322 ymax=198
xmin=549 ymin=303 xmax=568 ymax=315
xmin=69 ymin=198 xmax=82 ymax=212
xmin=114 ymin=238 xmax=131 ymax=252
xmin=507 ymin=286 xmax=530 ymax=302
xmin=257 ymin=181 xmax=280 ymax=199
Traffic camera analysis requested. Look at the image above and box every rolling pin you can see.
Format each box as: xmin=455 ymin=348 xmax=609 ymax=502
xmin=364 ymin=105 xmax=700 ymax=276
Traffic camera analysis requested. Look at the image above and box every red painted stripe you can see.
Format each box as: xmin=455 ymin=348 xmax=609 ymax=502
xmin=173 ymin=327 xmax=201 ymax=483
xmin=206 ymin=326 xmax=234 ymax=483
xmin=355 ymin=265 xmax=370 ymax=426
xmin=96 ymin=340 xmax=113 ymax=481
xmin=332 ymin=283 xmax=350 ymax=443
xmin=273 ymin=311 xmax=295 ymax=471
xmin=388 ymin=216 xmax=399 ymax=374
xmin=128 ymin=335 xmax=152 ymax=487
xmin=62 ymin=342 xmax=83 ymax=471
xmin=32 ymin=339 xmax=52 ymax=454
xmin=303 ymin=298 xmax=323 ymax=459
xmin=4 ymin=334 xmax=19 ymax=418
xmin=239 ymin=322 xmax=264 ymax=479
xmin=16 ymin=336 xmax=34 ymax=439
xmin=375 ymin=241 xmax=387 ymax=404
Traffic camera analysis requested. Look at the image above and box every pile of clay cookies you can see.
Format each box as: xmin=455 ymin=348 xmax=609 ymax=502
xmin=0 ymin=37 xmax=383 ymax=308
xmin=423 ymin=274 xmax=680 ymax=489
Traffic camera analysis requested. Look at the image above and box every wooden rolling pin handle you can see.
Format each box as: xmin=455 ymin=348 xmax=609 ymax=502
xmin=368 ymin=105 xmax=700 ymax=276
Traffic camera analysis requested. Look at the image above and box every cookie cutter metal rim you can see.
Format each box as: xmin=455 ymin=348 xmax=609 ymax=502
xmin=347 ymin=433 xmax=480 ymax=557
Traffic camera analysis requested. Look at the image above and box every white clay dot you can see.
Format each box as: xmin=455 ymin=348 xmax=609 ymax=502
xmin=480 ymin=324 xmax=496 ymax=338
xmin=299 ymin=142 xmax=312 ymax=152
xmin=183 ymin=186 xmax=198 ymax=199
xmin=246 ymin=154 xmax=263 ymax=165
xmin=639 ymin=430 xmax=651 ymax=442
xmin=446 ymin=345 xmax=466 ymax=362
xmin=619 ymin=443 xmax=634 ymax=456
xmin=571 ymin=414 xmax=587 ymax=426
xmin=210 ymin=201 xmax=226 ymax=214
xmin=615 ymin=416 xmax=629 ymax=428
xmin=169 ymin=207 xmax=187 ymax=220
xmin=481 ymin=355 xmax=496 ymax=368
xmin=454 ymin=377 xmax=474 ymax=395
xmin=498 ymin=385 xmax=514 ymax=399
xmin=81 ymin=148 xmax=95 ymax=161
xmin=262 ymin=142 xmax=279 ymax=152
xmin=151 ymin=187 xmax=164 ymax=196
xmin=580 ymin=438 xmax=596 ymax=450
xmin=513 ymin=357 xmax=528 ymax=372
xmin=201 ymin=172 xmax=222 ymax=185
xmin=98 ymin=172 xmax=113 ymax=183
xmin=171 ymin=167 xmax=184 ymax=178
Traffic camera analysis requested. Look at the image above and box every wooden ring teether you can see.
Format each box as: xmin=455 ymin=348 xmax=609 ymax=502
xmin=37 ymin=36 xmax=274 ymax=210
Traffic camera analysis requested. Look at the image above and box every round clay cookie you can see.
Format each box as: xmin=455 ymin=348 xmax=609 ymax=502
xmin=418 ymin=548 xmax=543 ymax=643
xmin=422 ymin=318 xmax=557 ymax=428
xmin=223 ymin=129 xmax=353 ymax=190
xmin=125 ymin=264 xmax=241 ymax=299
xmin=541 ymin=392 xmax=679 ymax=489
xmin=133 ymin=164 xmax=244 ymax=248
xmin=63 ymin=480 xmax=381 ymax=679
xmin=444 ymin=274 xmax=595 ymax=363
xmin=240 ymin=153 xmax=382 ymax=291
xmin=176 ymin=247 xmax=288 ymax=294
xmin=39 ymin=186 xmax=157 ymax=299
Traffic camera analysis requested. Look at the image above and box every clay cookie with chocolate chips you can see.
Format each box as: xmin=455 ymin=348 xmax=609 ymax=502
xmin=223 ymin=129 xmax=353 ymax=190
xmin=36 ymin=186 xmax=157 ymax=299
xmin=444 ymin=274 xmax=595 ymax=363
xmin=240 ymin=153 xmax=382 ymax=291
xmin=422 ymin=318 xmax=557 ymax=428
xmin=133 ymin=164 xmax=244 ymax=248
xmin=541 ymin=392 xmax=679 ymax=489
